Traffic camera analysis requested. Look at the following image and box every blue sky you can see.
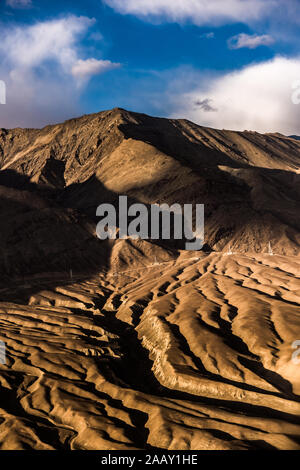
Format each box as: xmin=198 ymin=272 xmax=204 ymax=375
xmin=0 ymin=0 xmax=300 ymax=133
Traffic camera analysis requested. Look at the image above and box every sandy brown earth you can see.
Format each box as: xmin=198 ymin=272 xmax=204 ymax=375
xmin=0 ymin=109 xmax=299 ymax=450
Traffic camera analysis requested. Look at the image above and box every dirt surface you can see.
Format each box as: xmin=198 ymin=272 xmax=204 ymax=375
xmin=0 ymin=109 xmax=299 ymax=450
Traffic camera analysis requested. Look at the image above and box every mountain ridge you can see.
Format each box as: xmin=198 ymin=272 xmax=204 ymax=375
xmin=0 ymin=107 xmax=299 ymax=280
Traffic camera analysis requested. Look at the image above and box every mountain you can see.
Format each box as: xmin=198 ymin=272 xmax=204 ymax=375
xmin=1 ymin=108 xmax=300 ymax=272
xmin=0 ymin=109 xmax=299 ymax=450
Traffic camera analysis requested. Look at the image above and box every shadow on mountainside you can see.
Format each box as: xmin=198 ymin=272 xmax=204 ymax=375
xmin=0 ymin=160 xmax=300 ymax=305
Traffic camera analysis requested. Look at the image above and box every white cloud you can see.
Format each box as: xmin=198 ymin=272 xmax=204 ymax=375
xmin=171 ymin=57 xmax=300 ymax=135
xmin=103 ymin=0 xmax=277 ymax=26
xmin=6 ymin=0 xmax=32 ymax=8
xmin=0 ymin=16 xmax=120 ymax=128
xmin=228 ymin=33 xmax=275 ymax=49
xmin=0 ymin=16 xmax=95 ymax=72
xmin=72 ymin=58 xmax=121 ymax=81
xmin=199 ymin=32 xmax=215 ymax=39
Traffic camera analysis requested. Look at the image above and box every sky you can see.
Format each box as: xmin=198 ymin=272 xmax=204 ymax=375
xmin=0 ymin=0 xmax=300 ymax=134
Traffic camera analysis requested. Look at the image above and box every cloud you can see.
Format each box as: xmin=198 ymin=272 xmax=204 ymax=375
xmin=171 ymin=57 xmax=300 ymax=135
xmin=6 ymin=0 xmax=32 ymax=7
xmin=103 ymin=0 xmax=277 ymax=26
xmin=89 ymin=31 xmax=104 ymax=41
xmin=0 ymin=16 xmax=96 ymax=72
xmin=194 ymin=98 xmax=217 ymax=112
xmin=228 ymin=33 xmax=275 ymax=49
xmin=0 ymin=16 xmax=120 ymax=128
xmin=199 ymin=32 xmax=215 ymax=39
xmin=72 ymin=58 xmax=121 ymax=81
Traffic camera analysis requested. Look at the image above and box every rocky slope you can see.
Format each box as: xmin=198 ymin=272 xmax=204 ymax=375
xmin=1 ymin=108 xmax=300 ymax=261
xmin=0 ymin=109 xmax=299 ymax=450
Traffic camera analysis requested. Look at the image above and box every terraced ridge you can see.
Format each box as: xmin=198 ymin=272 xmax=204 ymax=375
xmin=0 ymin=251 xmax=299 ymax=450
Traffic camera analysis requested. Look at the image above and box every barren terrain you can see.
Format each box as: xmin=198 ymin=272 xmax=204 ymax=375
xmin=0 ymin=109 xmax=299 ymax=450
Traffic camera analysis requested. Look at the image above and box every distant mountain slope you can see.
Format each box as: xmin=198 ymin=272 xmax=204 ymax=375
xmin=0 ymin=108 xmax=299 ymax=278
xmin=1 ymin=108 xmax=300 ymax=180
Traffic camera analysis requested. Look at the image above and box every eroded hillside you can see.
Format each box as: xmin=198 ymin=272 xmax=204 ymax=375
xmin=0 ymin=109 xmax=299 ymax=450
